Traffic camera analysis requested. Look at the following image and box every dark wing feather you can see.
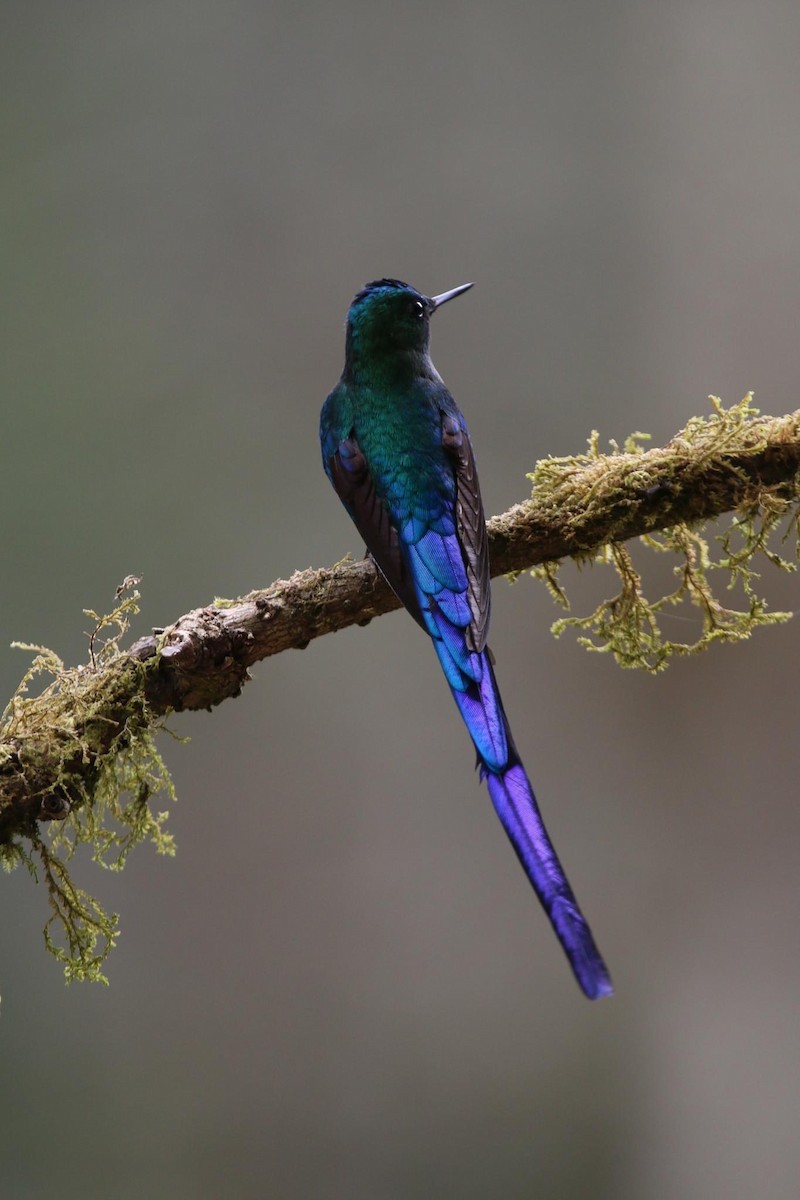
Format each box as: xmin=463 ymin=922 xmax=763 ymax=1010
xmin=329 ymin=436 xmax=426 ymax=627
xmin=441 ymin=413 xmax=490 ymax=652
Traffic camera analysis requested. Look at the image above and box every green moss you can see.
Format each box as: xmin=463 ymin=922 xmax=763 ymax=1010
xmin=530 ymin=396 xmax=797 ymax=671
xmin=1 ymin=582 xmax=178 ymax=983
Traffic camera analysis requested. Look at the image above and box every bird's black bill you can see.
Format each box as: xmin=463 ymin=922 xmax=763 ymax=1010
xmin=429 ymin=282 xmax=474 ymax=310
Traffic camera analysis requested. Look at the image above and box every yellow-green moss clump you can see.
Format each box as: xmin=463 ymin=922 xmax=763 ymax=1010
xmin=530 ymin=396 xmax=798 ymax=671
xmin=0 ymin=584 xmax=176 ymax=983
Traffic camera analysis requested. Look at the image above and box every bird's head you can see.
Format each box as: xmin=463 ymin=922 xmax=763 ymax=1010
xmin=344 ymin=278 xmax=473 ymax=370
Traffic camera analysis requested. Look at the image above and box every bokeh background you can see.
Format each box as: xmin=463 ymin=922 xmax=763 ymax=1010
xmin=3 ymin=3 xmax=800 ymax=1197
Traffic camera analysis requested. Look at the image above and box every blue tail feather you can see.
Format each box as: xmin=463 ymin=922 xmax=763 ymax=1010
xmin=485 ymin=764 xmax=612 ymax=999
xmin=452 ymin=653 xmax=613 ymax=1000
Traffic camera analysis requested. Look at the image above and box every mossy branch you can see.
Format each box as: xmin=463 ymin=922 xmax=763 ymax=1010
xmin=2 ymin=395 xmax=800 ymax=980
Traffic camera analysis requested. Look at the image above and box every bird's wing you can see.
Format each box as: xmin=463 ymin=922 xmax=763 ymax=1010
xmin=379 ymin=408 xmax=491 ymax=699
xmin=327 ymin=411 xmax=490 ymax=681
xmin=329 ymin=434 xmax=426 ymax=626
xmin=440 ymin=410 xmax=490 ymax=653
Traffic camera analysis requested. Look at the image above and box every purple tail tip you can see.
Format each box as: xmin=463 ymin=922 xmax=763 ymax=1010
xmin=550 ymin=895 xmax=614 ymax=1000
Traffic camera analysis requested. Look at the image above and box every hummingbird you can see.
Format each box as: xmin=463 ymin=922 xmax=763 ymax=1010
xmin=320 ymin=279 xmax=612 ymax=999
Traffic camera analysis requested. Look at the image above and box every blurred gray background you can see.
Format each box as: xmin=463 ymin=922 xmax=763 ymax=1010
xmin=3 ymin=2 xmax=800 ymax=1198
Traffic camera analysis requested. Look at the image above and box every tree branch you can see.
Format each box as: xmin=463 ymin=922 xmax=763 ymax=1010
xmin=2 ymin=400 xmax=800 ymax=848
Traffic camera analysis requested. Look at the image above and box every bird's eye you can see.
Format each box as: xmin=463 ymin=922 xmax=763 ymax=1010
xmin=409 ymin=299 xmax=426 ymax=319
